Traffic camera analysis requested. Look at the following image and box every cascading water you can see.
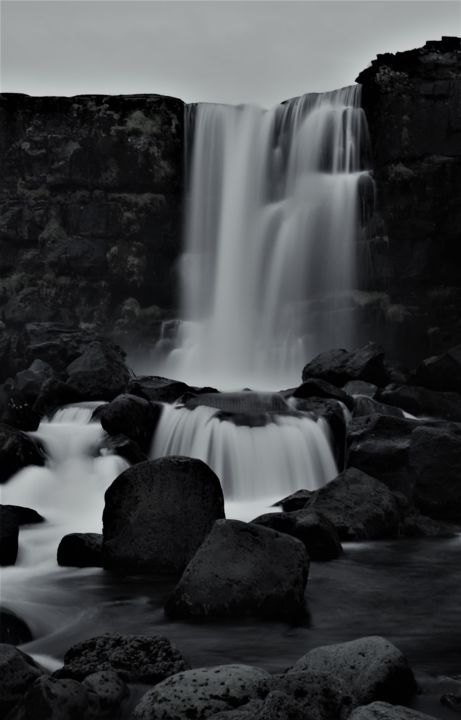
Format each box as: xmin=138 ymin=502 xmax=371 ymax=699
xmin=156 ymin=85 xmax=371 ymax=390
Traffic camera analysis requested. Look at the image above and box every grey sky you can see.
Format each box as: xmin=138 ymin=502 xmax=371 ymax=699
xmin=1 ymin=1 xmax=460 ymax=106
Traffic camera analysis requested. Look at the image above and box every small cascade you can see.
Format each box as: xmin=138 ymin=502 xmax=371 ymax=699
xmin=151 ymin=398 xmax=338 ymax=518
xmin=155 ymin=85 xmax=372 ymax=390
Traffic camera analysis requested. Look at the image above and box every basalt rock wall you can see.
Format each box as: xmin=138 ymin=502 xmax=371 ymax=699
xmin=356 ymin=37 xmax=461 ymax=364
xmin=0 ymin=93 xmax=184 ymax=348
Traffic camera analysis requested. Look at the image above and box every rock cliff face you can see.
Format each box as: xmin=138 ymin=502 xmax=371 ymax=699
xmin=356 ymin=37 xmax=461 ymax=363
xmin=0 ymin=93 xmax=184 ymax=348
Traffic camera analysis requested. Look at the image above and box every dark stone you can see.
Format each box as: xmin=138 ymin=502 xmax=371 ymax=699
xmin=127 ymin=375 xmax=191 ymax=403
xmin=98 ymin=393 xmax=162 ymax=452
xmin=0 ymin=644 xmax=43 ymax=714
xmin=82 ymin=670 xmax=129 ymax=718
xmin=349 ymin=702 xmax=438 ymax=719
xmin=287 ymin=379 xmax=354 ymax=411
xmin=100 ymin=433 xmax=147 ymax=465
xmin=184 ymin=391 xmax=288 ymax=415
xmin=165 ymin=519 xmax=309 ymax=620
xmin=0 ymin=608 xmax=33 ymax=645
xmin=0 ymin=507 xmax=19 ymax=566
xmin=412 ymin=346 xmax=461 ymax=393
xmin=0 ymin=422 xmax=46 ymax=484
xmin=299 ymin=467 xmax=401 ymax=541
xmin=352 ymin=395 xmax=404 ymax=419
xmin=273 ymin=489 xmax=313 ymax=512
xmin=258 ymin=671 xmax=355 ymax=720
xmin=293 ymin=397 xmax=347 ymax=469
xmin=131 ymin=664 xmax=270 ymax=720
xmin=343 ymin=380 xmax=378 ymax=397
xmin=302 ymin=343 xmax=389 ymax=388
xmin=7 ymin=675 xmax=97 ymax=720
xmin=102 ymin=457 xmax=225 ymax=575
xmin=0 ymin=381 xmax=41 ymax=431
xmin=57 ymin=533 xmax=103 ymax=568
xmin=66 ymin=340 xmax=130 ymax=401
xmin=0 ymin=504 xmax=44 ymax=525
xmin=33 ymin=377 xmax=82 ymax=417
xmin=55 ymin=633 xmax=189 ymax=683
xmin=251 ymin=510 xmax=342 ymax=560
xmin=409 ymin=423 xmax=461 ymax=521
xmin=14 ymin=359 xmax=55 ymax=401
xmin=440 ymin=694 xmax=461 ymax=713
xmin=379 ymin=384 xmax=461 ymax=421
xmin=289 ymin=636 xmax=417 ymax=705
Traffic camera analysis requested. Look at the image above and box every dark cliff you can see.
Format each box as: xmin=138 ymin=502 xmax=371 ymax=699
xmin=356 ymin=36 xmax=461 ymax=362
xmin=0 ymin=93 xmax=184 ymax=347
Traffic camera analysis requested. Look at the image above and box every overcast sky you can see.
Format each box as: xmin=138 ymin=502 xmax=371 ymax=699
xmin=1 ymin=1 xmax=460 ymax=106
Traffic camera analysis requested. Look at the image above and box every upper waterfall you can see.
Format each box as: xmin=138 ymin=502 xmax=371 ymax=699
xmin=156 ymin=85 xmax=372 ymax=390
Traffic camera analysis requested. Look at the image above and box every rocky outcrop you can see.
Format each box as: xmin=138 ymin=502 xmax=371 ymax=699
xmin=0 ymin=644 xmax=44 ymax=714
xmin=357 ymin=37 xmax=461 ymax=363
xmin=0 ymin=93 xmax=184 ymax=350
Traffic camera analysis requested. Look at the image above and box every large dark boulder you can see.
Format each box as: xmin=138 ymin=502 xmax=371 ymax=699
xmin=352 ymin=395 xmax=404 ymax=419
xmin=0 ymin=505 xmax=44 ymax=525
xmin=66 ymin=341 xmax=130 ymax=401
xmin=257 ymin=671 xmax=354 ymax=720
xmin=57 ymin=533 xmax=103 ymax=568
xmin=251 ymin=510 xmax=342 ymax=560
xmin=289 ymin=636 xmax=417 ymax=705
xmin=409 ymin=424 xmax=461 ymax=521
xmin=131 ymin=664 xmax=270 ymax=720
xmin=296 ymin=468 xmax=401 ymax=541
xmin=102 ymin=457 xmax=225 ymax=575
xmin=0 ymin=608 xmax=33 ymax=645
xmin=8 ymin=675 xmax=98 ymax=720
xmin=379 ymin=384 xmax=461 ymax=421
xmin=349 ymin=703 xmax=438 ymax=720
xmin=0 ymin=423 xmax=46 ymax=484
xmin=302 ymin=343 xmax=389 ymax=388
xmin=0 ymin=509 xmax=19 ymax=565
xmin=165 ymin=519 xmax=309 ymax=620
xmin=288 ymin=379 xmax=354 ymax=411
xmin=98 ymin=393 xmax=161 ymax=452
xmin=0 ymin=644 xmax=44 ymax=714
xmin=54 ymin=633 xmax=188 ymax=683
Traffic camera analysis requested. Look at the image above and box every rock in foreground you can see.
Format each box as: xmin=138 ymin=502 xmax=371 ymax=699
xmin=302 ymin=343 xmax=389 ymax=387
xmin=289 ymin=636 xmax=417 ymax=705
xmin=0 ymin=423 xmax=46 ymax=484
xmin=251 ymin=510 xmax=342 ymax=560
xmin=349 ymin=702 xmax=438 ymax=719
xmin=57 ymin=533 xmax=103 ymax=568
xmin=0 ymin=644 xmax=43 ymax=714
xmin=166 ymin=519 xmax=308 ymax=620
xmin=103 ymin=456 xmax=225 ymax=575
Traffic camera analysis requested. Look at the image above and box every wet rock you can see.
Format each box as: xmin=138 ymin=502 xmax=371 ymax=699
xmin=379 ymin=384 xmax=461 ymax=421
xmin=14 ymin=360 xmax=55 ymax=401
xmin=349 ymin=702 xmax=438 ymax=719
xmin=344 ymin=381 xmax=378 ymax=397
xmin=0 ymin=504 xmax=44 ymax=525
xmin=412 ymin=345 xmax=461 ymax=394
xmin=66 ymin=340 xmax=130 ymax=401
xmin=127 ymin=376 xmax=202 ymax=404
xmin=57 ymin=533 xmax=103 ymax=568
xmin=0 ymin=507 xmax=19 ymax=565
xmin=206 ymin=695 xmax=299 ymax=720
xmin=8 ymin=675 xmax=98 ymax=720
xmin=55 ymin=633 xmax=188 ymax=683
xmin=259 ymin=671 xmax=354 ymax=720
xmin=98 ymin=393 xmax=161 ymax=452
xmin=273 ymin=489 xmax=313 ymax=512
xmin=293 ymin=397 xmax=347 ymax=469
xmin=131 ymin=664 xmax=270 ymax=720
xmin=353 ymin=395 xmax=404 ymax=419
xmin=302 ymin=343 xmax=389 ymax=388
xmin=33 ymin=377 xmax=83 ymax=417
xmin=83 ymin=670 xmax=129 ymax=718
xmin=288 ymin=379 xmax=354 ymax=411
xmin=0 ymin=644 xmax=43 ymax=714
xmin=100 ymin=433 xmax=147 ymax=465
xmin=103 ymin=457 xmax=225 ymax=575
xmin=0 ymin=422 xmax=46 ymax=484
xmin=409 ymin=423 xmax=461 ymax=521
xmin=251 ymin=510 xmax=342 ymax=560
xmin=0 ymin=381 xmax=41 ymax=431
xmin=289 ymin=636 xmax=417 ymax=705
xmin=298 ymin=467 xmax=400 ymax=541
xmin=165 ymin=519 xmax=308 ymax=620
xmin=0 ymin=608 xmax=33 ymax=645
xmin=441 ymin=693 xmax=461 ymax=713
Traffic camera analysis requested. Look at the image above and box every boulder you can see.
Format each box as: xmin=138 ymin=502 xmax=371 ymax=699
xmin=57 ymin=533 xmax=103 ymax=568
xmin=409 ymin=424 xmax=461 ymax=521
xmin=0 ymin=644 xmax=44 ymax=714
xmin=273 ymin=489 xmax=313 ymax=512
xmin=412 ymin=346 xmax=461 ymax=394
xmin=0 ymin=381 xmax=41 ymax=431
xmin=302 ymin=343 xmax=389 ymax=388
xmin=131 ymin=664 xmax=270 ymax=720
xmin=289 ymin=636 xmax=416 ymax=705
xmin=346 ymin=415 xmax=419 ymax=494
xmin=103 ymin=457 xmax=225 ymax=575
xmin=8 ymin=675 xmax=98 ymax=720
xmin=54 ymin=633 xmax=188 ymax=683
xmin=349 ymin=702 xmax=438 ymax=719
xmin=343 ymin=381 xmax=378 ymax=398
xmin=379 ymin=384 xmax=461 ymax=421
xmin=0 ymin=508 xmax=19 ymax=565
xmin=165 ymin=519 xmax=308 ymax=620
xmin=100 ymin=433 xmax=147 ymax=465
xmin=298 ymin=468 xmax=400 ymax=541
xmin=0 ymin=608 xmax=33 ymax=645
xmin=0 ymin=505 xmax=44 ymax=525
xmin=259 ymin=671 xmax=354 ymax=720
xmin=14 ymin=360 xmax=55 ymax=402
xmin=128 ymin=376 xmax=193 ymax=404
xmin=288 ymin=379 xmax=354 ymax=411
xmin=66 ymin=340 xmax=130 ymax=401
xmin=33 ymin=378 xmax=83 ymax=417
xmin=251 ymin=510 xmax=342 ymax=560
xmin=98 ymin=394 xmax=162 ymax=452
xmin=0 ymin=423 xmax=46 ymax=484
xmin=353 ymin=396 xmax=404 ymax=419
xmin=206 ymin=694 xmax=301 ymax=720
xmin=82 ymin=670 xmax=129 ymax=718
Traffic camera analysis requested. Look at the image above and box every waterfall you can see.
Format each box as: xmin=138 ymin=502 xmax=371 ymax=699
xmin=156 ymin=85 xmax=371 ymax=390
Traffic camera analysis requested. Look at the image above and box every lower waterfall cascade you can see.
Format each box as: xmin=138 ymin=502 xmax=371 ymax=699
xmin=155 ymin=84 xmax=373 ymax=390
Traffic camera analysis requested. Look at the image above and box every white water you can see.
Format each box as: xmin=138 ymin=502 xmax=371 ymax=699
xmin=156 ymin=86 xmax=371 ymax=390
xmin=151 ymin=402 xmax=338 ymax=520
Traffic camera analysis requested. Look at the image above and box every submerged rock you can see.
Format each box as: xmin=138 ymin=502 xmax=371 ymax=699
xmin=165 ymin=519 xmax=309 ymax=620
xmin=55 ymin=633 xmax=188 ymax=683
xmin=0 ymin=422 xmax=46 ymax=484
xmin=251 ymin=510 xmax=342 ymax=560
xmin=302 ymin=343 xmax=389 ymax=388
xmin=57 ymin=533 xmax=103 ymax=568
xmin=289 ymin=636 xmax=417 ymax=705
xmin=131 ymin=664 xmax=270 ymax=720
xmin=103 ymin=457 xmax=225 ymax=575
